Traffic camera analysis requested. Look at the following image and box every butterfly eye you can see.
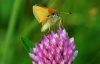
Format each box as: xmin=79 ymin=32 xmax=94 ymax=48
xmin=51 ymin=12 xmax=55 ymax=15
xmin=51 ymin=12 xmax=59 ymax=16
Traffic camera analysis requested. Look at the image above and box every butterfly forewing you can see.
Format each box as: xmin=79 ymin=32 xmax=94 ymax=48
xmin=33 ymin=5 xmax=50 ymax=23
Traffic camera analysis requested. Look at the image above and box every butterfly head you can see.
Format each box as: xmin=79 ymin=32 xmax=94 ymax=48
xmin=48 ymin=11 xmax=60 ymax=24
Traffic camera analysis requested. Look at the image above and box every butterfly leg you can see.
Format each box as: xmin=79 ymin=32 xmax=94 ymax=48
xmin=58 ymin=17 xmax=64 ymax=28
xmin=51 ymin=24 xmax=56 ymax=32
xmin=48 ymin=25 xmax=51 ymax=33
xmin=47 ymin=21 xmax=52 ymax=33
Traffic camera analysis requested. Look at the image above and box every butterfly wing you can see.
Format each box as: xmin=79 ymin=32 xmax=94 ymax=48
xmin=41 ymin=22 xmax=50 ymax=32
xmin=33 ymin=5 xmax=51 ymax=23
xmin=41 ymin=19 xmax=52 ymax=32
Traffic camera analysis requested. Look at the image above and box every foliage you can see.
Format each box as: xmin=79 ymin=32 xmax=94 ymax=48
xmin=0 ymin=0 xmax=100 ymax=64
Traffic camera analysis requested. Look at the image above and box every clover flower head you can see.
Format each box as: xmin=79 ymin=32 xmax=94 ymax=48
xmin=29 ymin=26 xmax=78 ymax=64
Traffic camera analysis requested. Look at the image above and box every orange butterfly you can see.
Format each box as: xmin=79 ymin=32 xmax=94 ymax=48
xmin=33 ymin=5 xmax=71 ymax=32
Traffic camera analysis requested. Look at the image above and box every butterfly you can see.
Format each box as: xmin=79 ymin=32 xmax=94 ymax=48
xmin=33 ymin=5 xmax=71 ymax=32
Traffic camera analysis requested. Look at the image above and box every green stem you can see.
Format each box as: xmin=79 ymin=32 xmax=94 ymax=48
xmin=1 ymin=0 xmax=23 ymax=64
xmin=14 ymin=19 xmax=38 ymax=43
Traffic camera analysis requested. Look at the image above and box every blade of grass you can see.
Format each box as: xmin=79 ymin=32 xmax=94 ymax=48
xmin=14 ymin=19 xmax=39 ymax=43
xmin=1 ymin=0 xmax=23 ymax=64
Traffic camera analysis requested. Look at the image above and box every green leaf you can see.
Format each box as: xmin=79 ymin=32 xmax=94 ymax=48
xmin=21 ymin=37 xmax=34 ymax=53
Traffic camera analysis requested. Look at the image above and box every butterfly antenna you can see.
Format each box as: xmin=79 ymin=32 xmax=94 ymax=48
xmin=60 ymin=12 xmax=72 ymax=14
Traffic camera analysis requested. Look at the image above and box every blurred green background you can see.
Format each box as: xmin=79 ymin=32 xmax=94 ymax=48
xmin=0 ymin=0 xmax=100 ymax=64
